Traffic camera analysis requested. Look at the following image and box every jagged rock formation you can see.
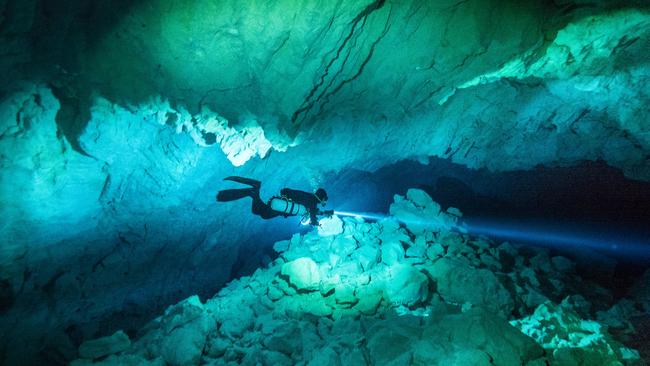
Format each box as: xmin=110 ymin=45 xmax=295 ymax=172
xmin=0 ymin=84 xmax=275 ymax=365
xmin=69 ymin=191 xmax=643 ymax=366
xmin=2 ymin=1 xmax=650 ymax=178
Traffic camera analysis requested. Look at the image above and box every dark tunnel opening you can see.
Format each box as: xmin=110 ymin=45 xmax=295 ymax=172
xmin=323 ymin=158 xmax=650 ymax=296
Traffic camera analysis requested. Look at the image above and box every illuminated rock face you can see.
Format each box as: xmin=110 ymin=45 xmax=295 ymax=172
xmin=5 ymin=1 xmax=650 ymax=178
xmin=22 ymin=0 xmax=647 ymax=179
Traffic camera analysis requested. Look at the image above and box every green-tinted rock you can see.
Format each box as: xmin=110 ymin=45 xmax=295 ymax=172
xmin=281 ymin=257 xmax=321 ymax=291
xmin=78 ymin=330 xmax=131 ymax=360
xmin=430 ymin=257 xmax=514 ymax=317
xmin=384 ymin=264 xmax=429 ymax=307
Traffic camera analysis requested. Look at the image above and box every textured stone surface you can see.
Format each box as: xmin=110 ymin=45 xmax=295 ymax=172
xmin=281 ymin=258 xmax=321 ymax=291
xmin=0 ymin=84 xmax=254 ymax=366
xmin=390 ymin=188 xmax=458 ymax=234
xmin=78 ymin=330 xmax=131 ymax=360
xmin=52 ymin=1 xmax=650 ymax=180
xmin=430 ymin=257 xmax=514 ymax=316
xmin=383 ymin=264 xmax=429 ymax=307
xmin=512 ymin=299 xmax=641 ymax=365
xmin=68 ymin=192 xmax=643 ymax=366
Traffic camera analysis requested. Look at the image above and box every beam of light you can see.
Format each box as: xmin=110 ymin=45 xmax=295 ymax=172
xmin=463 ymin=219 xmax=650 ymax=260
xmin=332 ymin=210 xmax=650 ymax=261
xmin=334 ymin=210 xmax=389 ymax=221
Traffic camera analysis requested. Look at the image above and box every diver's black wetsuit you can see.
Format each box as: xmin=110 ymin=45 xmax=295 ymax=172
xmin=216 ymin=177 xmax=325 ymax=225
xmin=280 ymin=188 xmax=320 ymax=225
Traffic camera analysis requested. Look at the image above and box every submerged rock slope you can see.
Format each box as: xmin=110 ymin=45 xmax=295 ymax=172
xmin=70 ymin=191 xmax=645 ymax=366
xmin=0 ymin=84 xmax=281 ymax=366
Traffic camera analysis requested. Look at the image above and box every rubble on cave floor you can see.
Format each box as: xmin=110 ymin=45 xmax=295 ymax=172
xmin=71 ymin=190 xmax=646 ymax=366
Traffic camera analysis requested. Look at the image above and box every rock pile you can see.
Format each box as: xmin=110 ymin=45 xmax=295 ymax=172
xmin=70 ymin=190 xmax=644 ymax=366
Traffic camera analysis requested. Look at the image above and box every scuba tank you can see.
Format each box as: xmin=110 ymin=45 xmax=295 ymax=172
xmin=268 ymin=196 xmax=307 ymax=216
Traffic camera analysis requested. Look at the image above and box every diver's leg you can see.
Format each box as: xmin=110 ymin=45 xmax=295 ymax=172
xmin=216 ymin=188 xmax=254 ymax=202
xmin=251 ymin=195 xmax=281 ymax=219
xmin=223 ymin=176 xmax=261 ymax=188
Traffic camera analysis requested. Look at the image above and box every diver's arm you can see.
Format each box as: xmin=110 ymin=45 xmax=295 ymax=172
xmin=309 ymin=210 xmax=319 ymax=226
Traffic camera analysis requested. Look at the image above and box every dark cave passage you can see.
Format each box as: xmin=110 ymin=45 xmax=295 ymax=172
xmin=325 ymin=158 xmax=650 ymax=255
xmin=324 ymin=158 xmax=650 ymax=292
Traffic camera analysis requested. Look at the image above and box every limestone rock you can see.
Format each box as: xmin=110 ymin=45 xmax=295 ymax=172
xmin=317 ymin=215 xmax=344 ymax=237
xmin=430 ymin=257 xmax=514 ymax=316
xmin=381 ymin=241 xmax=405 ymax=266
xmin=426 ymin=244 xmax=445 ymax=259
xmin=307 ymin=345 xmax=340 ymax=366
xmin=329 ymin=261 xmax=363 ymax=281
xmin=330 ymin=235 xmax=357 ymax=257
xmin=366 ymin=316 xmax=421 ymax=366
xmin=352 ymin=244 xmax=380 ymax=271
xmin=263 ymin=321 xmax=303 ymax=356
xmin=204 ymin=337 xmax=230 ymax=358
xmin=334 ymin=284 xmax=358 ymax=307
xmin=155 ymin=296 xmax=213 ymax=366
xmin=354 ymin=286 xmax=383 ymax=315
xmin=78 ymin=330 xmax=131 ymax=360
xmin=273 ymin=240 xmax=290 ymax=254
xmin=390 ymin=189 xmax=448 ymax=234
xmin=511 ymin=300 xmax=641 ymax=365
xmin=262 ymin=350 xmax=293 ymax=366
xmin=281 ymin=258 xmax=321 ymax=291
xmin=66 ymin=194 xmax=643 ymax=366
xmin=219 ymin=305 xmax=254 ymax=339
xmin=367 ymin=310 xmax=543 ymax=366
xmin=384 ymin=264 xmax=429 ymax=307
xmin=422 ymin=309 xmax=544 ymax=366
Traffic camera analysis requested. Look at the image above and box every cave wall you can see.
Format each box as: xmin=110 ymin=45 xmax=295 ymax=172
xmin=1 ymin=0 xmax=649 ymax=365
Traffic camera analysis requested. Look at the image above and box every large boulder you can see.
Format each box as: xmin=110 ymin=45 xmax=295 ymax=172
xmin=366 ymin=310 xmax=543 ymax=366
xmin=281 ymin=257 xmax=321 ymax=291
xmin=366 ymin=316 xmax=422 ymax=366
xmin=317 ymin=215 xmax=344 ymax=237
xmin=511 ymin=299 xmax=642 ymax=365
xmin=352 ymin=244 xmax=380 ymax=271
xmin=384 ymin=264 xmax=429 ymax=307
xmin=418 ymin=309 xmax=544 ymax=366
xmin=78 ymin=330 xmax=131 ymax=360
xmin=381 ymin=241 xmax=405 ymax=265
xmin=151 ymin=296 xmax=214 ymax=366
xmin=389 ymin=189 xmax=459 ymax=234
xmin=429 ymin=257 xmax=514 ymax=317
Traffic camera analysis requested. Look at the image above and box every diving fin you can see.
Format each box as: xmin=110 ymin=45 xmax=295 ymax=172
xmin=216 ymin=188 xmax=254 ymax=202
xmin=223 ymin=176 xmax=261 ymax=188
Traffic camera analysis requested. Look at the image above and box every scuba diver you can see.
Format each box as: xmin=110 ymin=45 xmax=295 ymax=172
xmin=216 ymin=176 xmax=332 ymax=226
